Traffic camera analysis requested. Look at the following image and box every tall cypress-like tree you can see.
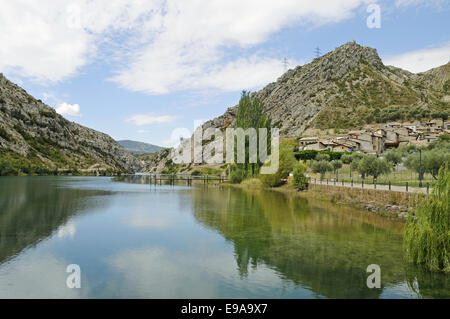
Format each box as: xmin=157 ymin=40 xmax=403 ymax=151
xmin=234 ymin=91 xmax=271 ymax=177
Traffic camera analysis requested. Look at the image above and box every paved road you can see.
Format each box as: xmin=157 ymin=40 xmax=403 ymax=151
xmin=309 ymin=179 xmax=431 ymax=194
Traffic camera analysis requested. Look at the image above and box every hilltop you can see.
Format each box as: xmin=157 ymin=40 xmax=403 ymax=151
xmin=117 ymin=140 xmax=164 ymax=154
xmin=203 ymin=41 xmax=449 ymax=136
xmin=148 ymin=41 xmax=449 ymax=172
xmin=0 ymin=74 xmax=138 ymax=175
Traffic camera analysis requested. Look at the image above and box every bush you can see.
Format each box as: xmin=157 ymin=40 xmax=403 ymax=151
xmin=0 ymin=127 xmax=12 ymax=141
xmin=295 ymin=150 xmax=318 ymax=161
xmin=404 ymin=165 xmax=449 ymax=272
xmin=191 ymin=170 xmax=201 ymax=176
xmin=259 ymin=141 xmax=297 ymax=187
xmin=295 ymin=150 xmax=345 ymax=161
xmin=341 ymin=154 xmax=353 ymax=164
xmin=229 ymin=167 xmax=246 ymax=184
xmin=316 ymin=153 xmax=330 ymax=161
xmin=293 ymin=163 xmax=309 ymax=191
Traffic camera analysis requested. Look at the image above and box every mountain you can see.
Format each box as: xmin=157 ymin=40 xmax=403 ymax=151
xmin=146 ymin=41 xmax=449 ymax=172
xmin=117 ymin=140 xmax=164 ymax=154
xmin=0 ymin=73 xmax=138 ymax=175
xmin=202 ymin=41 xmax=449 ymax=137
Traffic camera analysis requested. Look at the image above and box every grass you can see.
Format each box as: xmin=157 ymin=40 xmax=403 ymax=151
xmin=307 ymin=164 xmax=437 ymax=188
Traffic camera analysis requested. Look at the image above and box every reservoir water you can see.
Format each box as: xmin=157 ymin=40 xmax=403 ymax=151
xmin=0 ymin=176 xmax=448 ymax=298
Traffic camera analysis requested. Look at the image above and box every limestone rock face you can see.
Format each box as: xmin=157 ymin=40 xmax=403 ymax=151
xmin=141 ymin=41 xmax=450 ymax=172
xmin=202 ymin=41 xmax=449 ymax=137
xmin=0 ymin=74 xmax=139 ymax=173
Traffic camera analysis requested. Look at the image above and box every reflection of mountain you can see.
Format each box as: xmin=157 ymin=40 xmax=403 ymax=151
xmin=0 ymin=177 xmax=111 ymax=265
xmin=192 ymin=187 xmax=412 ymax=298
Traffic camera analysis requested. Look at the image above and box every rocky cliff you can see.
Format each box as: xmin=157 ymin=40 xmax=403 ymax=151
xmin=202 ymin=41 xmax=449 ymax=136
xmin=0 ymin=74 xmax=138 ymax=175
xmin=148 ymin=41 xmax=449 ymax=172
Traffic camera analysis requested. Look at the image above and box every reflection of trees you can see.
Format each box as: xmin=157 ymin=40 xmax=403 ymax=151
xmin=0 ymin=177 xmax=110 ymax=265
xmin=114 ymin=175 xmax=152 ymax=185
xmin=404 ymin=265 xmax=450 ymax=299
xmin=192 ymin=187 xmax=448 ymax=298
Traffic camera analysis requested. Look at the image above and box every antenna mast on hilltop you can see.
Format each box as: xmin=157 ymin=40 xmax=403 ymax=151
xmin=283 ymin=58 xmax=289 ymax=72
xmin=314 ymin=47 xmax=321 ymax=58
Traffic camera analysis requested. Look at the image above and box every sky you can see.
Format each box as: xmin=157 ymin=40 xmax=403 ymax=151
xmin=0 ymin=0 xmax=449 ymax=147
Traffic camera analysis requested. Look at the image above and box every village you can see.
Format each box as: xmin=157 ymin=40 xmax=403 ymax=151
xmin=299 ymin=119 xmax=450 ymax=155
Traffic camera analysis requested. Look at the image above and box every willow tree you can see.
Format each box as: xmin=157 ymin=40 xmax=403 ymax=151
xmin=403 ymin=164 xmax=450 ymax=272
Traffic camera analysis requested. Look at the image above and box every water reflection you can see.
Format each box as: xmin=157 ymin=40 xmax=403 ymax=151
xmin=0 ymin=176 xmax=448 ymax=298
xmin=0 ymin=177 xmax=111 ymax=264
xmin=191 ymin=187 xmax=449 ymax=299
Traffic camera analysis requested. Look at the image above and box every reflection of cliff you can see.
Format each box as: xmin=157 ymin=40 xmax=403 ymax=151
xmin=0 ymin=177 xmax=111 ymax=265
xmin=191 ymin=187 xmax=410 ymax=298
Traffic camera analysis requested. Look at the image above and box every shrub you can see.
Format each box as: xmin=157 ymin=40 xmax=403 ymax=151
xmin=293 ymin=163 xmax=309 ymax=191
xmin=259 ymin=141 xmax=297 ymax=187
xmin=341 ymin=154 xmax=353 ymax=164
xmin=0 ymin=127 xmax=12 ymax=141
xmin=315 ymin=153 xmax=330 ymax=161
xmin=229 ymin=167 xmax=246 ymax=184
xmin=404 ymin=164 xmax=449 ymax=272
xmin=191 ymin=170 xmax=201 ymax=176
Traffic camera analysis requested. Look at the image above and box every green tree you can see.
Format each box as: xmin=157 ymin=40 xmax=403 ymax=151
xmin=384 ymin=149 xmax=403 ymax=170
xmin=405 ymin=149 xmax=450 ymax=180
xmin=315 ymin=153 xmax=330 ymax=162
xmin=404 ymin=164 xmax=449 ymax=272
xmin=341 ymin=154 xmax=353 ymax=164
xmin=293 ymin=162 xmax=309 ymax=191
xmin=259 ymin=140 xmax=296 ymax=187
xmin=311 ymin=160 xmax=333 ymax=181
xmin=331 ymin=160 xmax=342 ymax=178
xmin=229 ymin=167 xmax=246 ymax=184
xmin=233 ymin=91 xmax=271 ymax=178
xmin=357 ymin=155 xmax=390 ymax=181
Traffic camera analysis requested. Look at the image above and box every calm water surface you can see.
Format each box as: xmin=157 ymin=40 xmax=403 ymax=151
xmin=0 ymin=176 xmax=448 ymax=298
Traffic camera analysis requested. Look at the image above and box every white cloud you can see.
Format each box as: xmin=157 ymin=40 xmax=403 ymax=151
xmin=0 ymin=0 xmax=163 ymax=83
xmin=395 ymin=0 xmax=446 ymax=8
xmin=383 ymin=43 xmax=450 ymax=73
xmin=127 ymin=214 xmax=173 ymax=229
xmin=56 ymin=221 xmax=77 ymax=239
xmin=111 ymin=0 xmax=373 ymax=94
xmin=125 ymin=114 xmax=177 ymax=126
xmin=0 ymin=0 xmax=374 ymax=91
xmin=55 ymin=102 xmax=82 ymax=117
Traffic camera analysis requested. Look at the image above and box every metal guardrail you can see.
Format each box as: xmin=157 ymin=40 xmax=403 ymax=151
xmin=128 ymin=173 xmax=228 ymax=186
xmin=309 ymin=178 xmax=431 ymax=194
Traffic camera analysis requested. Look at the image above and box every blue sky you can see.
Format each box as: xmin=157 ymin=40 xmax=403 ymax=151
xmin=1 ymin=0 xmax=449 ymax=147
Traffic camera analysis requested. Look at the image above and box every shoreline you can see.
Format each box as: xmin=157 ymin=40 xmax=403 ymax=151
xmin=225 ymin=180 xmax=427 ymax=221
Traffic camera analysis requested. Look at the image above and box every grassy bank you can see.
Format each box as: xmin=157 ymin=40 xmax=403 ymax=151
xmin=227 ymin=178 xmax=427 ymax=220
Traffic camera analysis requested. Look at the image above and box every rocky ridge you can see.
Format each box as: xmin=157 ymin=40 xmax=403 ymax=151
xmin=0 ymin=74 xmax=139 ymax=174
